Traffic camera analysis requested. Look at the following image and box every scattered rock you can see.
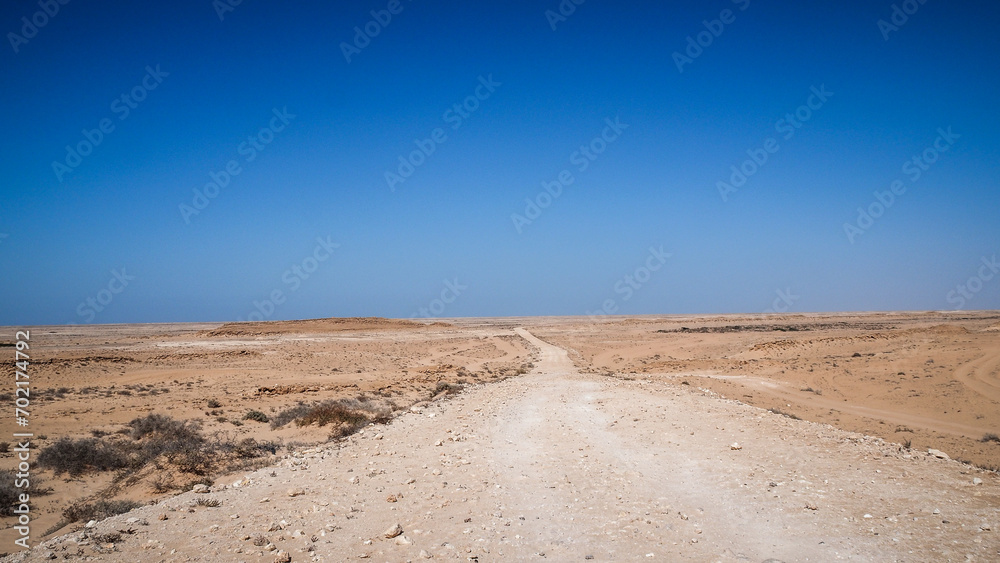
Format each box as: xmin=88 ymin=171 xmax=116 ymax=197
xmin=805 ymin=502 xmax=818 ymax=511
xmin=384 ymin=523 xmax=404 ymax=538
xmin=419 ymin=550 xmax=433 ymax=559
xmin=973 ymin=477 xmax=983 ymax=486
xmin=288 ymin=487 xmax=305 ymax=497
xmin=192 ymin=484 xmax=210 ymax=493
xmin=273 ymin=550 xmax=291 ymax=563
xmin=395 ymin=535 xmax=412 ymax=545
xmin=730 ymin=442 xmax=742 ymax=451
xmin=927 ymin=449 xmax=950 ymax=460
xmin=386 ymin=494 xmax=398 ymax=503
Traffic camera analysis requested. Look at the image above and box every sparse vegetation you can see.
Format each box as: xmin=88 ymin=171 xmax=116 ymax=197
xmin=270 ymin=397 xmax=392 ymax=441
xmin=37 ymin=437 xmax=130 ymax=477
xmin=244 ymin=410 xmax=269 ymax=423
xmin=982 ymin=433 xmax=1000 ymax=444
xmin=433 ymin=382 xmax=463 ymax=396
xmin=62 ymin=499 xmax=143 ymax=524
xmin=768 ymin=408 xmax=801 ymax=420
xmin=91 ymin=532 xmax=123 ymax=544
xmin=206 ymin=399 xmax=222 ymax=408
xmin=0 ymin=470 xmax=52 ymax=516
xmin=38 ymin=413 xmax=279 ymax=480
xmin=801 ymin=387 xmax=822 ymax=395
xmin=269 ymin=402 xmax=312 ymax=429
xmin=195 ymin=497 xmax=221 ymax=507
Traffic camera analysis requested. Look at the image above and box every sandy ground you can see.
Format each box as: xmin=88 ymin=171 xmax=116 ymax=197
xmin=1 ymin=313 xmax=998 ymax=560
xmin=3 ymin=327 xmax=998 ymax=562
xmin=530 ymin=311 xmax=1000 ymax=470
xmin=0 ymin=318 xmax=536 ymax=547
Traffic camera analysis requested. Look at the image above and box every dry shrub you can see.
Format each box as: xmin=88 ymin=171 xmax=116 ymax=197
xmin=63 ymin=499 xmax=143 ymax=523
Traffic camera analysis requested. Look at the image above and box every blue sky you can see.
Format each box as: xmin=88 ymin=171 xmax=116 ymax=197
xmin=1 ymin=0 xmax=998 ymax=324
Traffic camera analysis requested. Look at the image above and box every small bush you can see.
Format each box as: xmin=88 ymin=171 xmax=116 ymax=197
xmin=982 ymin=433 xmax=1000 ymax=444
xmin=63 ymin=499 xmax=143 ymax=524
xmin=433 ymin=382 xmax=463 ymax=396
xmin=298 ymin=403 xmax=369 ymax=428
xmin=244 ymin=410 xmax=269 ymax=423
xmin=768 ymin=408 xmax=801 ymax=421
xmin=129 ymin=413 xmax=196 ymax=441
xmin=195 ymin=497 xmax=221 ymax=507
xmin=151 ymin=475 xmax=175 ymax=493
xmin=231 ymin=438 xmax=278 ymax=459
xmin=206 ymin=399 xmax=222 ymax=408
xmin=0 ymin=470 xmax=51 ymax=516
xmin=0 ymin=441 xmax=9 ymax=453
xmin=270 ymin=402 xmax=312 ymax=429
xmin=37 ymin=437 xmax=130 ymax=477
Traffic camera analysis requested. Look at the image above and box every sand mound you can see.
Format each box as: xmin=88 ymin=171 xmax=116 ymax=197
xmin=202 ymin=317 xmax=430 ymax=337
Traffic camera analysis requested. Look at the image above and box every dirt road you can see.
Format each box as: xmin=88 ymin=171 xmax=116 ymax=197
xmin=9 ymin=330 xmax=999 ymax=561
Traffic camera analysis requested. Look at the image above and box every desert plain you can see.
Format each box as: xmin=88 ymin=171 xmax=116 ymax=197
xmin=1 ymin=311 xmax=999 ymax=561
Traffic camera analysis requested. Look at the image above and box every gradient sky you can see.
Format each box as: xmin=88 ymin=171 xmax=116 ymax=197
xmin=2 ymin=0 xmax=999 ymax=325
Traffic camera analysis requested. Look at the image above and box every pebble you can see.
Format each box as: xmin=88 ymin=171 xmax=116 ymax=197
xmin=288 ymin=487 xmax=305 ymax=497
xmin=384 ymin=523 xmax=404 ymax=538
xmin=192 ymin=484 xmax=210 ymax=493
xmin=972 ymin=477 xmax=983 ymax=486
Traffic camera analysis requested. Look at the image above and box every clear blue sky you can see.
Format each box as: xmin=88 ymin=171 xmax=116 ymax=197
xmin=2 ymin=0 xmax=998 ymax=325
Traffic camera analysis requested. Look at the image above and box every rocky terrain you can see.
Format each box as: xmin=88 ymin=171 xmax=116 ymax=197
xmin=3 ymin=324 xmax=998 ymax=561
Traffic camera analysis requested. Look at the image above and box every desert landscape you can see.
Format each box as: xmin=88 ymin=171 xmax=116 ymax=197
xmin=2 ymin=312 xmax=999 ymax=561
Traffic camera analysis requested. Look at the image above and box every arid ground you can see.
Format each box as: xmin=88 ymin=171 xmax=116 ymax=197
xmin=2 ymin=312 xmax=999 ymax=561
